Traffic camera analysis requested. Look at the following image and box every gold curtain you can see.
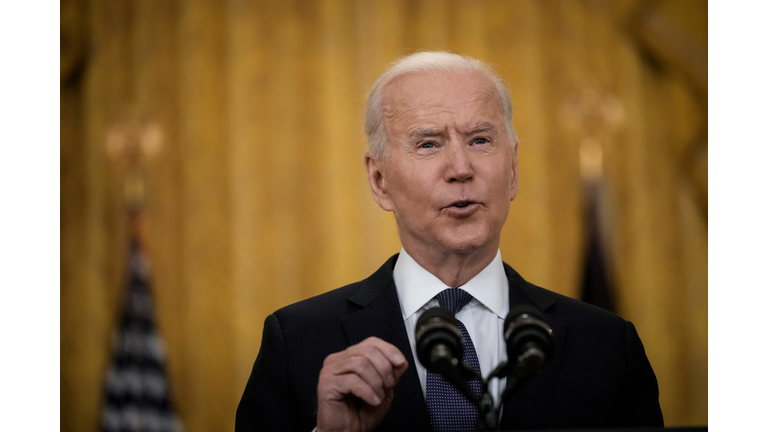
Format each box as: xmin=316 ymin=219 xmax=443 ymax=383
xmin=61 ymin=0 xmax=707 ymax=430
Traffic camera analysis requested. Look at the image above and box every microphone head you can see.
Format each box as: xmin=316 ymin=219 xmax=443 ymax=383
xmin=415 ymin=307 xmax=463 ymax=371
xmin=503 ymin=305 xmax=554 ymax=376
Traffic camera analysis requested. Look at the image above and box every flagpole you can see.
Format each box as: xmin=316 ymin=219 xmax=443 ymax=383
xmin=100 ymin=111 xmax=183 ymax=432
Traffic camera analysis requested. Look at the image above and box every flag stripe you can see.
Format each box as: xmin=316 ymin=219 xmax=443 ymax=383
xmin=100 ymin=242 xmax=184 ymax=432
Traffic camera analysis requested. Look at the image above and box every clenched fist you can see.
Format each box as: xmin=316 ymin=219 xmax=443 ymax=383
xmin=316 ymin=337 xmax=409 ymax=432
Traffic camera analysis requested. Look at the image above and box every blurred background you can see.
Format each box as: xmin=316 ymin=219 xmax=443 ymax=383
xmin=61 ymin=0 xmax=707 ymax=430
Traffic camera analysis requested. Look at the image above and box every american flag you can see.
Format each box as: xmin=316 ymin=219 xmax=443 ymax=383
xmin=100 ymin=241 xmax=184 ymax=432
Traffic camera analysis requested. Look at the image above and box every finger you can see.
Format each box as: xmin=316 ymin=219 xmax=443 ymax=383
xmin=323 ymin=338 xmax=408 ymax=390
xmin=328 ymin=355 xmax=385 ymax=401
xmin=361 ymin=338 xmax=409 ymax=385
xmin=322 ymin=351 xmax=340 ymax=367
xmin=391 ymin=356 xmax=409 ymax=382
xmin=359 ymin=337 xmax=407 ymax=368
xmin=333 ymin=373 xmax=383 ymax=406
xmin=353 ymin=338 xmax=408 ymax=387
xmin=356 ymin=343 xmax=397 ymax=388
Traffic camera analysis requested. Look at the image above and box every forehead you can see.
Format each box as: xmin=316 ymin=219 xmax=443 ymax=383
xmin=381 ymin=70 xmax=503 ymax=132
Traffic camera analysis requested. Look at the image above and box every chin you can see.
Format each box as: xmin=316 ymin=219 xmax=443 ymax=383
xmin=436 ymin=230 xmax=493 ymax=255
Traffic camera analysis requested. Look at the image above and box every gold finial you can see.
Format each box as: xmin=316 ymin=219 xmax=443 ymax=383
xmin=559 ymin=85 xmax=625 ymax=183
xmin=105 ymin=108 xmax=164 ymax=210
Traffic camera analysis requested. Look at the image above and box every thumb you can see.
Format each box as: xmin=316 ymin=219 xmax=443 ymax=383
xmin=392 ymin=358 xmax=409 ymax=383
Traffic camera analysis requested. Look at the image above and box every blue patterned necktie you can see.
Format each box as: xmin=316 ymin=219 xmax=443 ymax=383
xmin=426 ymin=288 xmax=483 ymax=431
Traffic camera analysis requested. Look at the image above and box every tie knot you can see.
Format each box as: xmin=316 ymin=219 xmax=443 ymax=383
xmin=436 ymin=288 xmax=473 ymax=315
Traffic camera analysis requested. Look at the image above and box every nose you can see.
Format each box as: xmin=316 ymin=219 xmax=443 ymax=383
xmin=444 ymin=141 xmax=474 ymax=183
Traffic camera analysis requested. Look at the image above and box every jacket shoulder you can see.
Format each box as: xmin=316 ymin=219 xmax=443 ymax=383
xmin=272 ymin=279 xmax=360 ymax=323
xmin=273 ymin=254 xmax=399 ymax=325
xmin=503 ymin=262 xmax=626 ymax=328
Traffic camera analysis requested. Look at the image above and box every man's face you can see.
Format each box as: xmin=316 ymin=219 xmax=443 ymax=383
xmin=366 ymin=70 xmax=518 ymax=257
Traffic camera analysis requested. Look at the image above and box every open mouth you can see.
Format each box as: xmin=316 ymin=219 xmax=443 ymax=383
xmin=443 ymin=201 xmax=480 ymax=217
xmin=444 ymin=200 xmax=478 ymax=211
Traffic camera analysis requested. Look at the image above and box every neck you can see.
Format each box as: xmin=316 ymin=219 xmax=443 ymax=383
xmin=401 ymin=240 xmax=500 ymax=288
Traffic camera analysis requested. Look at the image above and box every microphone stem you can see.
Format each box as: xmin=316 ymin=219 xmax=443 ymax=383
xmin=477 ymin=390 xmax=497 ymax=430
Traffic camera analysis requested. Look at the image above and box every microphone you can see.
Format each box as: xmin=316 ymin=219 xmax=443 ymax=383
xmin=503 ymin=305 xmax=554 ymax=379
xmin=415 ymin=307 xmax=479 ymax=401
xmin=415 ymin=307 xmax=463 ymax=375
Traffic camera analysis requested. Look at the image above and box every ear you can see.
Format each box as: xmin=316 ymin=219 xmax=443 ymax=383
xmin=509 ymin=143 xmax=519 ymax=201
xmin=364 ymin=152 xmax=395 ymax=211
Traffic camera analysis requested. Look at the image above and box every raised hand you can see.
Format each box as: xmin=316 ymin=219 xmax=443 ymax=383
xmin=316 ymin=337 xmax=409 ymax=432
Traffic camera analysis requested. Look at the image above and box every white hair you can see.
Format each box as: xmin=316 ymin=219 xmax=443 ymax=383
xmin=364 ymin=51 xmax=519 ymax=160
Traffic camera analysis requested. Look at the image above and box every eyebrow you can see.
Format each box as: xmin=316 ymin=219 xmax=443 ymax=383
xmin=465 ymin=122 xmax=496 ymax=135
xmin=409 ymin=128 xmax=444 ymax=139
xmin=408 ymin=122 xmax=497 ymax=139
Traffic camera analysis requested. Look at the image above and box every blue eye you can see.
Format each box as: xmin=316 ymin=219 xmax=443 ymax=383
xmin=420 ymin=142 xmax=436 ymax=149
xmin=473 ymin=138 xmax=489 ymax=145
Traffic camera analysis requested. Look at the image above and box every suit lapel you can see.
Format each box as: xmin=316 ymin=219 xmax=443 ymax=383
xmin=341 ymin=255 xmax=431 ymax=430
xmin=500 ymin=263 xmax=567 ymax=428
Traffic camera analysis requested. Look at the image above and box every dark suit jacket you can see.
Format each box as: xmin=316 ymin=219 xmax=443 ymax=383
xmin=236 ymin=255 xmax=663 ymax=430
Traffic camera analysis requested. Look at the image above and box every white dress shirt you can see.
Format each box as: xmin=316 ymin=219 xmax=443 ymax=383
xmin=393 ymin=247 xmax=509 ymax=406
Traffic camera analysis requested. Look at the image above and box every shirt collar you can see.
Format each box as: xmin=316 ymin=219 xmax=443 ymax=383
xmin=393 ymin=247 xmax=509 ymax=320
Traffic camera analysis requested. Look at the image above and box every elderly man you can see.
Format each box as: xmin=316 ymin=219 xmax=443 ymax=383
xmin=236 ymin=52 xmax=663 ymax=431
